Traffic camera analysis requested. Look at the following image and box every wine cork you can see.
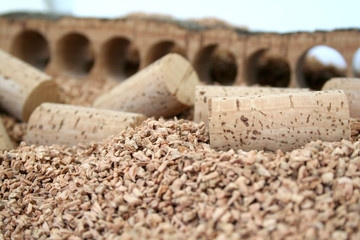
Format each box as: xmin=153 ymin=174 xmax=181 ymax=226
xmin=209 ymin=90 xmax=351 ymax=152
xmin=194 ymin=85 xmax=309 ymax=126
xmin=93 ymin=53 xmax=200 ymax=118
xmin=25 ymin=103 xmax=147 ymax=146
xmin=0 ymin=49 xmax=60 ymax=122
xmin=322 ymin=78 xmax=360 ymax=118
xmin=0 ymin=117 xmax=14 ymax=150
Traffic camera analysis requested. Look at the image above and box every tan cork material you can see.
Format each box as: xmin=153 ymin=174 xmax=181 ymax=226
xmin=93 ymin=53 xmax=200 ymax=118
xmin=322 ymin=78 xmax=360 ymax=118
xmin=194 ymin=85 xmax=309 ymax=127
xmin=209 ymin=90 xmax=351 ymax=152
xmin=25 ymin=103 xmax=147 ymax=147
xmin=0 ymin=49 xmax=60 ymax=122
xmin=0 ymin=117 xmax=14 ymax=150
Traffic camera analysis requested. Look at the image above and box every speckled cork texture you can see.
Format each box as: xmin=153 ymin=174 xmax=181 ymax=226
xmin=0 ymin=49 xmax=60 ymax=122
xmin=194 ymin=85 xmax=309 ymax=126
xmin=322 ymin=78 xmax=360 ymax=118
xmin=25 ymin=103 xmax=147 ymax=146
xmin=93 ymin=53 xmax=200 ymax=118
xmin=209 ymin=90 xmax=351 ymax=152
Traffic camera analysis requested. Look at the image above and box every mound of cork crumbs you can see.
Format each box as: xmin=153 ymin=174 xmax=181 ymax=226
xmin=1 ymin=76 xmax=360 ymax=239
xmin=1 ymin=116 xmax=360 ymax=239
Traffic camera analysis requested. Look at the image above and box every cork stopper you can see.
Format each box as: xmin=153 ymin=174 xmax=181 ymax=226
xmin=93 ymin=53 xmax=200 ymax=118
xmin=322 ymin=78 xmax=360 ymax=118
xmin=25 ymin=103 xmax=147 ymax=146
xmin=194 ymin=85 xmax=309 ymax=127
xmin=0 ymin=49 xmax=60 ymax=121
xmin=209 ymin=90 xmax=351 ymax=152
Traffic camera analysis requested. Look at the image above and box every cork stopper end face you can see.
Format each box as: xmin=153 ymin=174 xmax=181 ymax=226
xmin=23 ymin=80 xmax=60 ymax=122
xmin=162 ymin=53 xmax=200 ymax=106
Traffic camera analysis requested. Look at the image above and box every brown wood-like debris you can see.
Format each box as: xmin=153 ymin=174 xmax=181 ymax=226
xmin=1 ymin=118 xmax=360 ymax=239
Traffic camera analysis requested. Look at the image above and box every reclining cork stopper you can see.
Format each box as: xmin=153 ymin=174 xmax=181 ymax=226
xmin=93 ymin=53 xmax=200 ymax=118
xmin=25 ymin=103 xmax=147 ymax=147
xmin=209 ymin=90 xmax=351 ymax=152
xmin=0 ymin=49 xmax=60 ymax=122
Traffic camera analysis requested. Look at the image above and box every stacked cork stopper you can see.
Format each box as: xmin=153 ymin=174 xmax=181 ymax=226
xmin=0 ymin=46 xmax=359 ymax=152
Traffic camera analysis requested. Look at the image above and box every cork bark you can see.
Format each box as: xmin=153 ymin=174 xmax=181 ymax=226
xmin=209 ymin=90 xmax=351 ymax=152
xmin=93 ymin=53 xmax=200 ymax=118
xmin=322 ymin=78 xmax=360 ymax=118
xmin=25 ymin=103 xmax=147 ymax=146
xmin=0 ymin=49 xmax=60 ymax=122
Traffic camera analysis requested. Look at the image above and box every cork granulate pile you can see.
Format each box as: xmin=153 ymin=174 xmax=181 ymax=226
xmin=0 ymin=74 xmax=359 ymax=239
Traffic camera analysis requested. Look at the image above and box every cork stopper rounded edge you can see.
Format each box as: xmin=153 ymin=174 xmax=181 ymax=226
xmin=322 ymin=78 xmax=360 ymax=91
xmin=161 ymin=53 xmax=200 ymax=106
xmin=22 ymin=80 xmax=60 ymax=122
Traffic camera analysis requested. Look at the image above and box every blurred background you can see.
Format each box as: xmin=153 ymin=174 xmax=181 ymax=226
xmin=1 ymin=0 xmax=360 ymax=77
xmin=1 ymin=0 xmax=359 ymax=32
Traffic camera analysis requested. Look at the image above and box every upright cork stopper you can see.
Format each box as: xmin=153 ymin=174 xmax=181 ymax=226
xmin=209 ymin=90 xmax=351 ymax=152
xmin=194 ymin=85 xmax=309 ymax=126
xmin=25 ymin=103 xmax=147 ymax=147
xmin=93 ymin=53 xmax=200 ymax=118
xmin=0 ymin=117 xmax=13 ymax=150
xmin=0 ymin=49 xmax=60 ymax=122
xmin=322 ymin=78 xmax=360 ymax=118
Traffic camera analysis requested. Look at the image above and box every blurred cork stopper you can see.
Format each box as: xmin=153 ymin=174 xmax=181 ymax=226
xmin=25 ymin=103 xmax=147 ymax=147
xmin=0 ymin=49 xmax=60 ymax=122
xmin=93 ymin=53 xmax=200 ymax=118
xmin=322 ymin=78 xmax=360 ymax=118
